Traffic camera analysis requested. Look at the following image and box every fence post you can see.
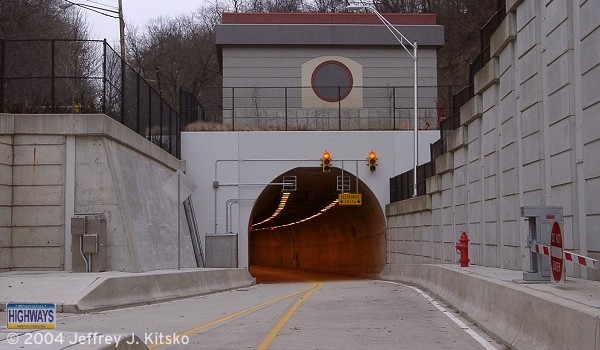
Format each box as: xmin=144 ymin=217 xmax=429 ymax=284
xmin=136 ymin=74 xmax=140 ymax=133
xmin=148 ymin=85 xmax=152 ymax=141
xmin=51 ymin=39 xmax=55 ymax=112
xmin=231 ymin=87 xmax=235 ymax=131
xmin=160 ymin=94 xmax=163 ymax=151
xmin=120 ymin=50 xmax=125 ymax=123
xmin=102 ymin=40 xmax=107 ymax=114
xmin=285 ymin=87 xmax=288 ymax=131
xmin=0 ymin=39 xmax=4 ymax=113
xmin=338 ymin=86 xmax=341 ymax=131
xmin=393 ymin=87 xmax=396 ymax=130
xmin=177 ymin=108 xmax=181 ymax=159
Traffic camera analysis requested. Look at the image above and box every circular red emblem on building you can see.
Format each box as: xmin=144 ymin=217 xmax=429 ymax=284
xmin=311 ymin=60 xmax=353 ymax=102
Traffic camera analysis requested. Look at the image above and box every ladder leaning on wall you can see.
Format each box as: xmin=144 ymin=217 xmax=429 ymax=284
xmin=184 ymin=197 xmax=205 ymax=267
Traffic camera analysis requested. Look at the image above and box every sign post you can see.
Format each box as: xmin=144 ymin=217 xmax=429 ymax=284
xmin=550 ymin=221 xmax=564 ymax=283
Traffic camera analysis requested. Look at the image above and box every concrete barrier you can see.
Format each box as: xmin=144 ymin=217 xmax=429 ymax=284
xmin=381 ymin=264 xmax=600 ymax=350
xmin=73 ymin=268 xmax=256 ymax=312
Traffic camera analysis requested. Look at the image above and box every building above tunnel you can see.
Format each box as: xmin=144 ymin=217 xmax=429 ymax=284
xmin=214 ymin=12 xmax=445 ymax=131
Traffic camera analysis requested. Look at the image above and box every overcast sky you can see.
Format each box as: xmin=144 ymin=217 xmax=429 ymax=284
xmin=67 ymin=0 xmax=210 ymax=48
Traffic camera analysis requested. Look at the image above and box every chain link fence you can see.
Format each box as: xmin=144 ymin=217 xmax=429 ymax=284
xmin=0 ymin=39 xmax=184 ymax=157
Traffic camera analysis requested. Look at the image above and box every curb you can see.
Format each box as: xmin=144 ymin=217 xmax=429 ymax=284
xmin=71 ymin=268 xmax=256 ymax=312
xmin=380 ymin=264 xmax=600 ymax=350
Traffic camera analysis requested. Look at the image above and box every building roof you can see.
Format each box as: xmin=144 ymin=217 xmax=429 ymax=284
xmin=221 ymin=12 xmax=438 ymax=25
xmin=216 ymin=12 xmax=444 ymax=48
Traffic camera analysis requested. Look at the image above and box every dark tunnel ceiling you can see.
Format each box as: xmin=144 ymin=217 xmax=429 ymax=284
xmin=247 ymin=166 xmax=387 ymax=276
xmin=250 ymin=167 xmax=342 ymax=230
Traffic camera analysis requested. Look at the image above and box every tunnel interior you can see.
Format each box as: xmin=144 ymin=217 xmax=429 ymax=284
xmin=248 ymin=167 xmax=386 ymax=278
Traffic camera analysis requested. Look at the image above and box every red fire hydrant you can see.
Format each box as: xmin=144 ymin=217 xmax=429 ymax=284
xmin=455 ymin=232 xmax=470 ymax=267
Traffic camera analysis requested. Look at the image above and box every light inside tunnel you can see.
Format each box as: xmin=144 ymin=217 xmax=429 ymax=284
xmin=248 ymin=167 xmax=386 ymax=278
xmin=252 ymin=198 xmax=339 ymax=231
xmin=251 ymin=192 xmax=291 ymax=228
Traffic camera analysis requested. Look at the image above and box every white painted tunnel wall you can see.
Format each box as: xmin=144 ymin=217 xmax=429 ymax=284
xmin=182 ymin=130 xmax=439 ymax=268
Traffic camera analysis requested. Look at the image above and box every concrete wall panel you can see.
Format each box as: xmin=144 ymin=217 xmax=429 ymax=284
xmin=521 ymin=132 xmax=542 ymax=164
xmin=12 ymin=165 xmax=63 ymax=186
xmin=13 ymin=186 xmax=63 ymax=206
xmin=545 ymin=21 xmax=571 ymax=66
xmin=0 ymin=207 xmax=10 ymax=227
xmin=11 ymin=247 xmax=62 ymax=269
xmin=520 ymin=103 xmax=541 ymax=137
xmin=12 ymin=226 xmax=63 ymax=247
xmin=581 ymin=61 xmax=600 ymax=107
xmin=580 ymin=22 xmax=600 ymax=73
xmin=548 ymin=117 xmax=572 ymax=156
xmin=582 ymin=99 xmax=600 ymax=145
xmin=13 ymin=144 xmax=65 ymax=165
xmin=549 ymin=151 xmax=572 ymax=186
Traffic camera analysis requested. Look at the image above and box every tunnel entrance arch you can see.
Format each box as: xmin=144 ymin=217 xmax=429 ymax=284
xmin=248 ymin=167 xmax=386 ymax=277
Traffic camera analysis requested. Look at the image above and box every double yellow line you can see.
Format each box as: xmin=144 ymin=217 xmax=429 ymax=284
xmin=148 ymin=281 xmax=322 ymax=350
xmin=257 ymin=281 xmax=322 ymax=350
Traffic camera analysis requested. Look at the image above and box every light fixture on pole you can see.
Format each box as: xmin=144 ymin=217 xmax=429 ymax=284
xmin=347 ymin=4 xmax=419 ymax=197
xmin=59 ymin=0 xmax=125 ymax=59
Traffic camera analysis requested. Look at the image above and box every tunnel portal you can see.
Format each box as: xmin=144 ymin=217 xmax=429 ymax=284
xmin=248 ymin=167 xmax=386 ymax=277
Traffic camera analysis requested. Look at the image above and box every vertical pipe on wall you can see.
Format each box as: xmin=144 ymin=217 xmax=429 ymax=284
xmin=64 ymin=135 xmax=76 ymax=271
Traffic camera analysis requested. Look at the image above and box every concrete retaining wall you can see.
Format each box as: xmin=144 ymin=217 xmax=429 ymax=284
xmin=381 ymin=264 xmax=600 ymax=350
xmin=0 ymin=114 xmax=195 ymax=272
xmin=386 ymin=0 xmax=600 ymax=280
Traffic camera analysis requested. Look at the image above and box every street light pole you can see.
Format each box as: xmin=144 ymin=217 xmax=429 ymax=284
xmin=59 ymin=0 xmax=125 ymax=59
xmin=117 ymin=0 xmax=125 ymax=59
xmin=347 ymin=4 xmax=419 ymax=197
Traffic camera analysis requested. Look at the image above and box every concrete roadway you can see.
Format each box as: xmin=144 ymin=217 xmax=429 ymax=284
xmin=2 ymin=267 xmax=505 ymax=349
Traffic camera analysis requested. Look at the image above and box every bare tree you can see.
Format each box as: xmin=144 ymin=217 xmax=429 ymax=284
xmin=0 ymin=0 xmax=87 ymax=39
xmin=128 ymin=9 xmax=222 ymax=116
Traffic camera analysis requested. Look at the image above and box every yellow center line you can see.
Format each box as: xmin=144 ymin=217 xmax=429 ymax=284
xmin=147 ymin=283 xmax=316 ymax=349
xmin=256 ymin=281 xmax=323 ymax=350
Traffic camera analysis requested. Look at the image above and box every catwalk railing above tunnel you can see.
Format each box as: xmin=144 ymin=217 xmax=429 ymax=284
xmin=185 ymin=85 xmax=443 ymax=132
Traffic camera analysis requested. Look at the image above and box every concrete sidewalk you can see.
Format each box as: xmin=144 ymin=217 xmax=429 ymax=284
xmin=0 ymin=268 xmax=255 ymax=313
xmin=0 ymin=268 xmax=255 ymax=349
xmin=381 ymin=264 xmax=600 ymax=350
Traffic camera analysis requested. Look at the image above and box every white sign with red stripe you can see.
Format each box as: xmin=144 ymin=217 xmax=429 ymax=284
xmin=531 ymin=243 xmax=599 ymax=269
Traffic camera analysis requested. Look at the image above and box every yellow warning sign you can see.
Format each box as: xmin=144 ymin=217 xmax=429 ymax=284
xmin=338 ymin=193 xmax=362 ymax=206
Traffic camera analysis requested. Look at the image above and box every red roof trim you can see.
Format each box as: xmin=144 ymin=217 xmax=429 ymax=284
xmin=221 ymin=12 xmax=437 ymax=25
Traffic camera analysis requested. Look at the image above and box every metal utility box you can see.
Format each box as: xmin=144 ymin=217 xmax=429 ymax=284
xmin=71 ymin=213 xmax=107 ymax=272
xmin=521 ymin=206 xmax=563 ymax=281
xmin=205 ymin=234 xmax=238 ymax=268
